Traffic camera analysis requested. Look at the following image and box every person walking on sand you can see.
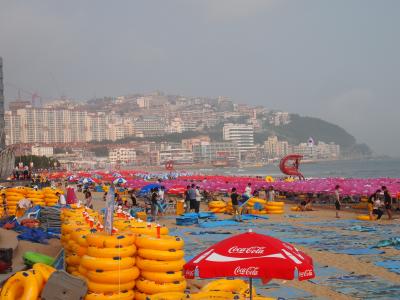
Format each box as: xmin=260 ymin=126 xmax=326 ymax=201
xmin=267 ymin=186 xmax=276 ymax=202
xmin=368 ymin=189 xmax=381 ymax=220
xmin=382 ymin=186 xmax=393 ymax=220
xmin=184 ymin=185 xmax=191 ymax=213
xmin=372 ymin=191 xmax=384 ymax=220
xmin=231 ymin=187 xmax=242 ymax=222
xmin=150 ymin=188 xmax=159 ymax=221
xmin=334 ymin=185 xmax=341 ymax=218
xmin=195 ymin=186 xmax=202 ymax=213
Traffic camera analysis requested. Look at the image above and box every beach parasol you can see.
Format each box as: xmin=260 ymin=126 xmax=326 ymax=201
xmin=113 ymin=177 xmax=127 ymax=185
xmin=79 ymin=177 xmax=95 ymax=184
xmin=184 ymin=230 xmax=315 ymax=299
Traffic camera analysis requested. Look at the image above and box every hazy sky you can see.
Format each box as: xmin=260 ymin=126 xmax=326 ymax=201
xmin=1 ymin=0 xmax=399 ymax=156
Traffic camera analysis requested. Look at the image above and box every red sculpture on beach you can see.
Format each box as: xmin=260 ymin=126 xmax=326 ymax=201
xmin=279 ymin=154 xmax=305 ymax=180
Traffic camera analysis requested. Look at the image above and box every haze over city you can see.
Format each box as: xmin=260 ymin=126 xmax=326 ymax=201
xmin=1 ymin=0 xmax=399 ymax=155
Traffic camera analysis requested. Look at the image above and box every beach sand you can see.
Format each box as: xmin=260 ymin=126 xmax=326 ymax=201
xmin=1 ymin=191 xmax=399 ymax=299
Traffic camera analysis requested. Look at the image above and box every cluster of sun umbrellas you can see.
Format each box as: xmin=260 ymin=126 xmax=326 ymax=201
xmin=46 ymin=170 xmax=400 ymax=196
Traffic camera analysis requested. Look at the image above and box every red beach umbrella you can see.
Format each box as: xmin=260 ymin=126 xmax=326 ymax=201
xmin=184 ymin=230 xmax=315 ymax=299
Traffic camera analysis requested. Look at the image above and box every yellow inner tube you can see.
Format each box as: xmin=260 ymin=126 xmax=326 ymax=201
xmin=356 ymin=215 xmax=376 ymax=221
xmin=266 ymin=210 xmax=284 ymax=214
xmin=138 ymin=248 xmax=185 ymax=261
xmin=136 ymin=257 xmax=185 ymax=272
xmin=80 ymin=255 xmax=135 ymax=271
xmin=136 ymin=278 xmax=187 ymax=295
xmin=87 ymin=245 xmax=137 ymax=258
xmin=141 ymin=270 xmax=184 ymax=283
xmin=86 ymin=233 xmax=136 ymax=248
xmin=85 ymin=266 xmax=139 ymax=284
xmin=0 ymin=271 xmax=40 ymax=300
xmin=85 ymin=290 xmax=135 ymax=300
xmin=201 ymin=279 xmax=251 ymax=295
xmin=136 ymin=235 xmax=184 ymax=251
xmin=32 ymin=263 xmax=56 ymax=282
xmin=265 ymin=206 xmax=283 ymax=211
xmin=87 ymin=280 xmax=135 ymax=293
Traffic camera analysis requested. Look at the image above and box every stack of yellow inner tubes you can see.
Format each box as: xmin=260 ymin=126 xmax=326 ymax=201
xmin=65 ymin=228 xmax=92 ymax=273
xmin=80 ymin=232 xmax=139 ymax=298
xmin=26 ymin=189 xmax=45 ymax=206
xmin=114 ymin=219 xmax=169 ymax=237
xmin=247 ymin=198 xmax=267 ymax=214
xmin=42 ymin=187 xmax=62 ymax=206
xmin=135 ymin=235 xmax=186 ymax=299
xmin=208 ymin=201 xmax=227 ymax=213
xmin=265 ymin=201 xmax=284 ymax=214
xmin=0 ymin=263 xmax=56 ymax=299
xmin=5 ymin=188 xmax=25 ymax=215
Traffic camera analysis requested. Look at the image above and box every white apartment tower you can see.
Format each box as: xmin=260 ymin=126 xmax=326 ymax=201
xmin=223 ymin=123 xmax=254 ymax=152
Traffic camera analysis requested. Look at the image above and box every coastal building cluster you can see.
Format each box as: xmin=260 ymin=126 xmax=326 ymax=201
xmin=4 ymin=92 xmax=340 ymax=168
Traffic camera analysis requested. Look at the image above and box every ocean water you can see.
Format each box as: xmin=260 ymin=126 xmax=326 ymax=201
xmin=202 ymin=159 xmax=400 ymax=178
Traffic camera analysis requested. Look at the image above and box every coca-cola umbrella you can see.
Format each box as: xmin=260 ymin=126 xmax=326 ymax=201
xmin=184 ymin=230 xmax=315 ymax=299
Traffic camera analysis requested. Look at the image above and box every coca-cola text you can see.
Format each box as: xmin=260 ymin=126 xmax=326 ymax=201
xmin=228 ymin=246 xmax=265 ymax=254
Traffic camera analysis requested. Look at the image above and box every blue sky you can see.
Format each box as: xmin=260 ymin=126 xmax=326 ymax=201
xmin=1 ymin=0 xmax=399 ymax=155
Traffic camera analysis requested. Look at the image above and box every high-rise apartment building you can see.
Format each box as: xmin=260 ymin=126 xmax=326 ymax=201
xmin=4 ymin=108 xmax=109 ymax=144
xmin=223 ymin=123 xmax=254 ymax=152
xmin=264 ymin=136 xmax=290 ymax=159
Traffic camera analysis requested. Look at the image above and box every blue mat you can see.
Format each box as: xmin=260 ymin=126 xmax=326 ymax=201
xmin=335 ymin=248 xmax=385 ymax=255
xmin=347 ymin=225 xmax=376 ymax=232
xmin=266 ymin=286 xmax=313 ymax=299
xmin=241 ymin=214 xmax=270 ymax=220
xmin=199 ymin=220 xmax=251 ymax=228
xmin=375 ymin=259 xmax=400 ymax=275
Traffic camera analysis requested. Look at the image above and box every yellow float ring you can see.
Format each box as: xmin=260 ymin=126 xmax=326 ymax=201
xmin=80 ymin=255 xmax=135 ymax=271
xmin=267 ymin=201 xmax=284 ymax=206
xmin=136 ymin=257 xmax=185 ymax=272
xmin=147 ymin=292 xmax=187 ymax=300
xmin=265 ymin=206 xmax=283 ymax=211
xmin=66 ymin=254 xmax=81 ymax=266
xmin=190 ymin=291 xmax=245 ymax=299
xmin=291 ymin=206 xmax=301 ymax=211
xmin=0 ymin=271 xmax=40 ymax=300
xmin=356 ymin=215 xmax=376 ymax=221
xmin=87 ymin=233 xmax=136 ymax=248
xmin=208 ymin=201 xmax=226 ymax=208
xmin=85 ymin=290 xmax=135 ymax=300
xmin=201 ymin=279 xmax=250 ymax=294
xmin=125 ymin=227 xmax=169 ymax=237
xmin=32 ymin=263 xmax=56 ymax=282
xmin=136 ymin=235 xmax=184 ymax=251
xmin=138 ymin=249 xmax=184 ymax=261
xmin=249 ymin=198 xmax=267 ymax=204
xmin=87 ymin=245 xmax=137 ymax=258
xmin=86 ymin=266 xmax=139 ymax=284
xmin=136 ymin=278 xmax=187 ymax=295
xmin=87 ymin=280 xmax=135 ymax=293
xmin=141 ymin=271 xmax=184 ymax=283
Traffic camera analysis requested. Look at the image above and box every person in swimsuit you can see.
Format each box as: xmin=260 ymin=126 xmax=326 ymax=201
xmin=382 ymin=186 xmax=392 ymax=220
xmin=334 ymin=185 xmax=341 ymax=218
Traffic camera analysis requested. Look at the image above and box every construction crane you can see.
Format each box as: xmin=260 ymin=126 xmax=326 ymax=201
xmin=5 ymin=81 xmax=42 ymax=107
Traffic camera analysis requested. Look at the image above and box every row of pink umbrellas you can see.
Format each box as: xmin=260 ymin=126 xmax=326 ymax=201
xmin=46 ymin=170 xmax=400 ymax=196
